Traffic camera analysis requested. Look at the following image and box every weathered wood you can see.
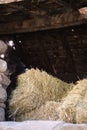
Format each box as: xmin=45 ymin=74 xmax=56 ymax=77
xmin=0 ymin=11 xmax=87 ymax=34
xmin=11 ymin=24 xmax=86 ymax=82
xmin=0 ymin=0 xmax=86 ymax=34
xmin=0 ymin=0 xmax=87 ymax=9
xmin=0 ymin=0 xmax=87 ymax=21
xmin=0 ymin=0 xmax=72 ymax=23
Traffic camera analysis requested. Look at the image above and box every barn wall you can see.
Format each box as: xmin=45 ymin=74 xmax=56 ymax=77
xmin=0 ymin=24 xmax=87 ymax=83
xmin=13 ymin=24 xmax=87 ymax=83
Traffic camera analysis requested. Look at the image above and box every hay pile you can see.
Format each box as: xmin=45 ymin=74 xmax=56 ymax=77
xmin=59 ymin=79 xmax=87 ymax=123
xmin=9 ymin=68 xmax=87 ymax=123
xmin=9 ymin=68 xmax=72 ymax=121
xmin=32 ymin=101 xmax=60 ymax=120
xmin=15 ymin=101 xmax=60 ymax=121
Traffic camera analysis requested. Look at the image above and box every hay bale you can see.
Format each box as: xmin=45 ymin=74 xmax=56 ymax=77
xmin=12 ymin=101 xmax=60 ymax=121
xmin=16 ymin=101 xmax=60 ymax=121
xmin=31 ymin=101 xmax=60 ymax=120
xmin=76 ymin=88 xmax=87 ymax=124
xmin=59 ymin=79 xmax=87 ymax=123
xmin=9 ymin=68 xmax=72 ymax=121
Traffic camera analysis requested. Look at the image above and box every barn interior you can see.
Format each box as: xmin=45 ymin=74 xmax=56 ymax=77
xmin=0 ymin=0 xmax=87 ymax=121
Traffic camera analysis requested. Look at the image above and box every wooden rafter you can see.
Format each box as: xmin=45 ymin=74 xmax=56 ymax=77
xmin=0 ymin=0 xmax=86 ymax=34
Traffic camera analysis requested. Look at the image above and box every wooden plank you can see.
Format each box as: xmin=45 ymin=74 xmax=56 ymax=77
xmin=0 ymin=0 xmax=87 ymax=8
xmin=0 ymin=0 xmax=87 ymax=23
xmin=0 ymin=12 xmax=87 ymax=35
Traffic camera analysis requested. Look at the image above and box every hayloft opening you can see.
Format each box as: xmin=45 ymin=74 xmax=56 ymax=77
xmin=14 ymin=24 xmax=87 ymax=83
xmin=0 ymin=23 xmax=87 ymax=121
xmin=1 ymin=24 xmax=87 ymax=81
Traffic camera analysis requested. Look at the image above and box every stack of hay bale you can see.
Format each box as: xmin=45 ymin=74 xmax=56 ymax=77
xmin=0 ymin=40 xmax=11 ymax=121
xmin=9 ymin=68 xmax=73 ymax=121
xmin=9 ymin=68 xmax=87 ymax=124
xmin=59 ymin=79 xmax=87 ymax=124
xmin=1 ymin=40 xmax=87 ymax=124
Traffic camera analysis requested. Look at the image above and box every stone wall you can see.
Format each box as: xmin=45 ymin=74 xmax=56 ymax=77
xmin=0 ymin=40 xmax=11 ymax=121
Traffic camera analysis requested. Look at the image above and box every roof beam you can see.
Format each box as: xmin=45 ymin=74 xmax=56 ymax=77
xmin=0 ymin=11 xmax=86 ymax=35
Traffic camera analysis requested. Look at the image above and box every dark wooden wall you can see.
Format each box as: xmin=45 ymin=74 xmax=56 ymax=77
xmin=0 ymin=24 xmax=87 ymax=83
xmin=12 ymin=24 xmax=87 ymax=83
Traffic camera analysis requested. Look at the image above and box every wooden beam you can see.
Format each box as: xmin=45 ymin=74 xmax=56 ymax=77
xmin=0 ymin=0 xmax=87 ymax=8
xmin=0 ymin=0 xmax=86 ymax=18
xmin=0 ymin=11 xmax=87 ymax=35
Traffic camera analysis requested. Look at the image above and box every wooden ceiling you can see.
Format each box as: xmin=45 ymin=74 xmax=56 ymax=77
xmin=0 ymin=0 xmax=87 ymax=34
